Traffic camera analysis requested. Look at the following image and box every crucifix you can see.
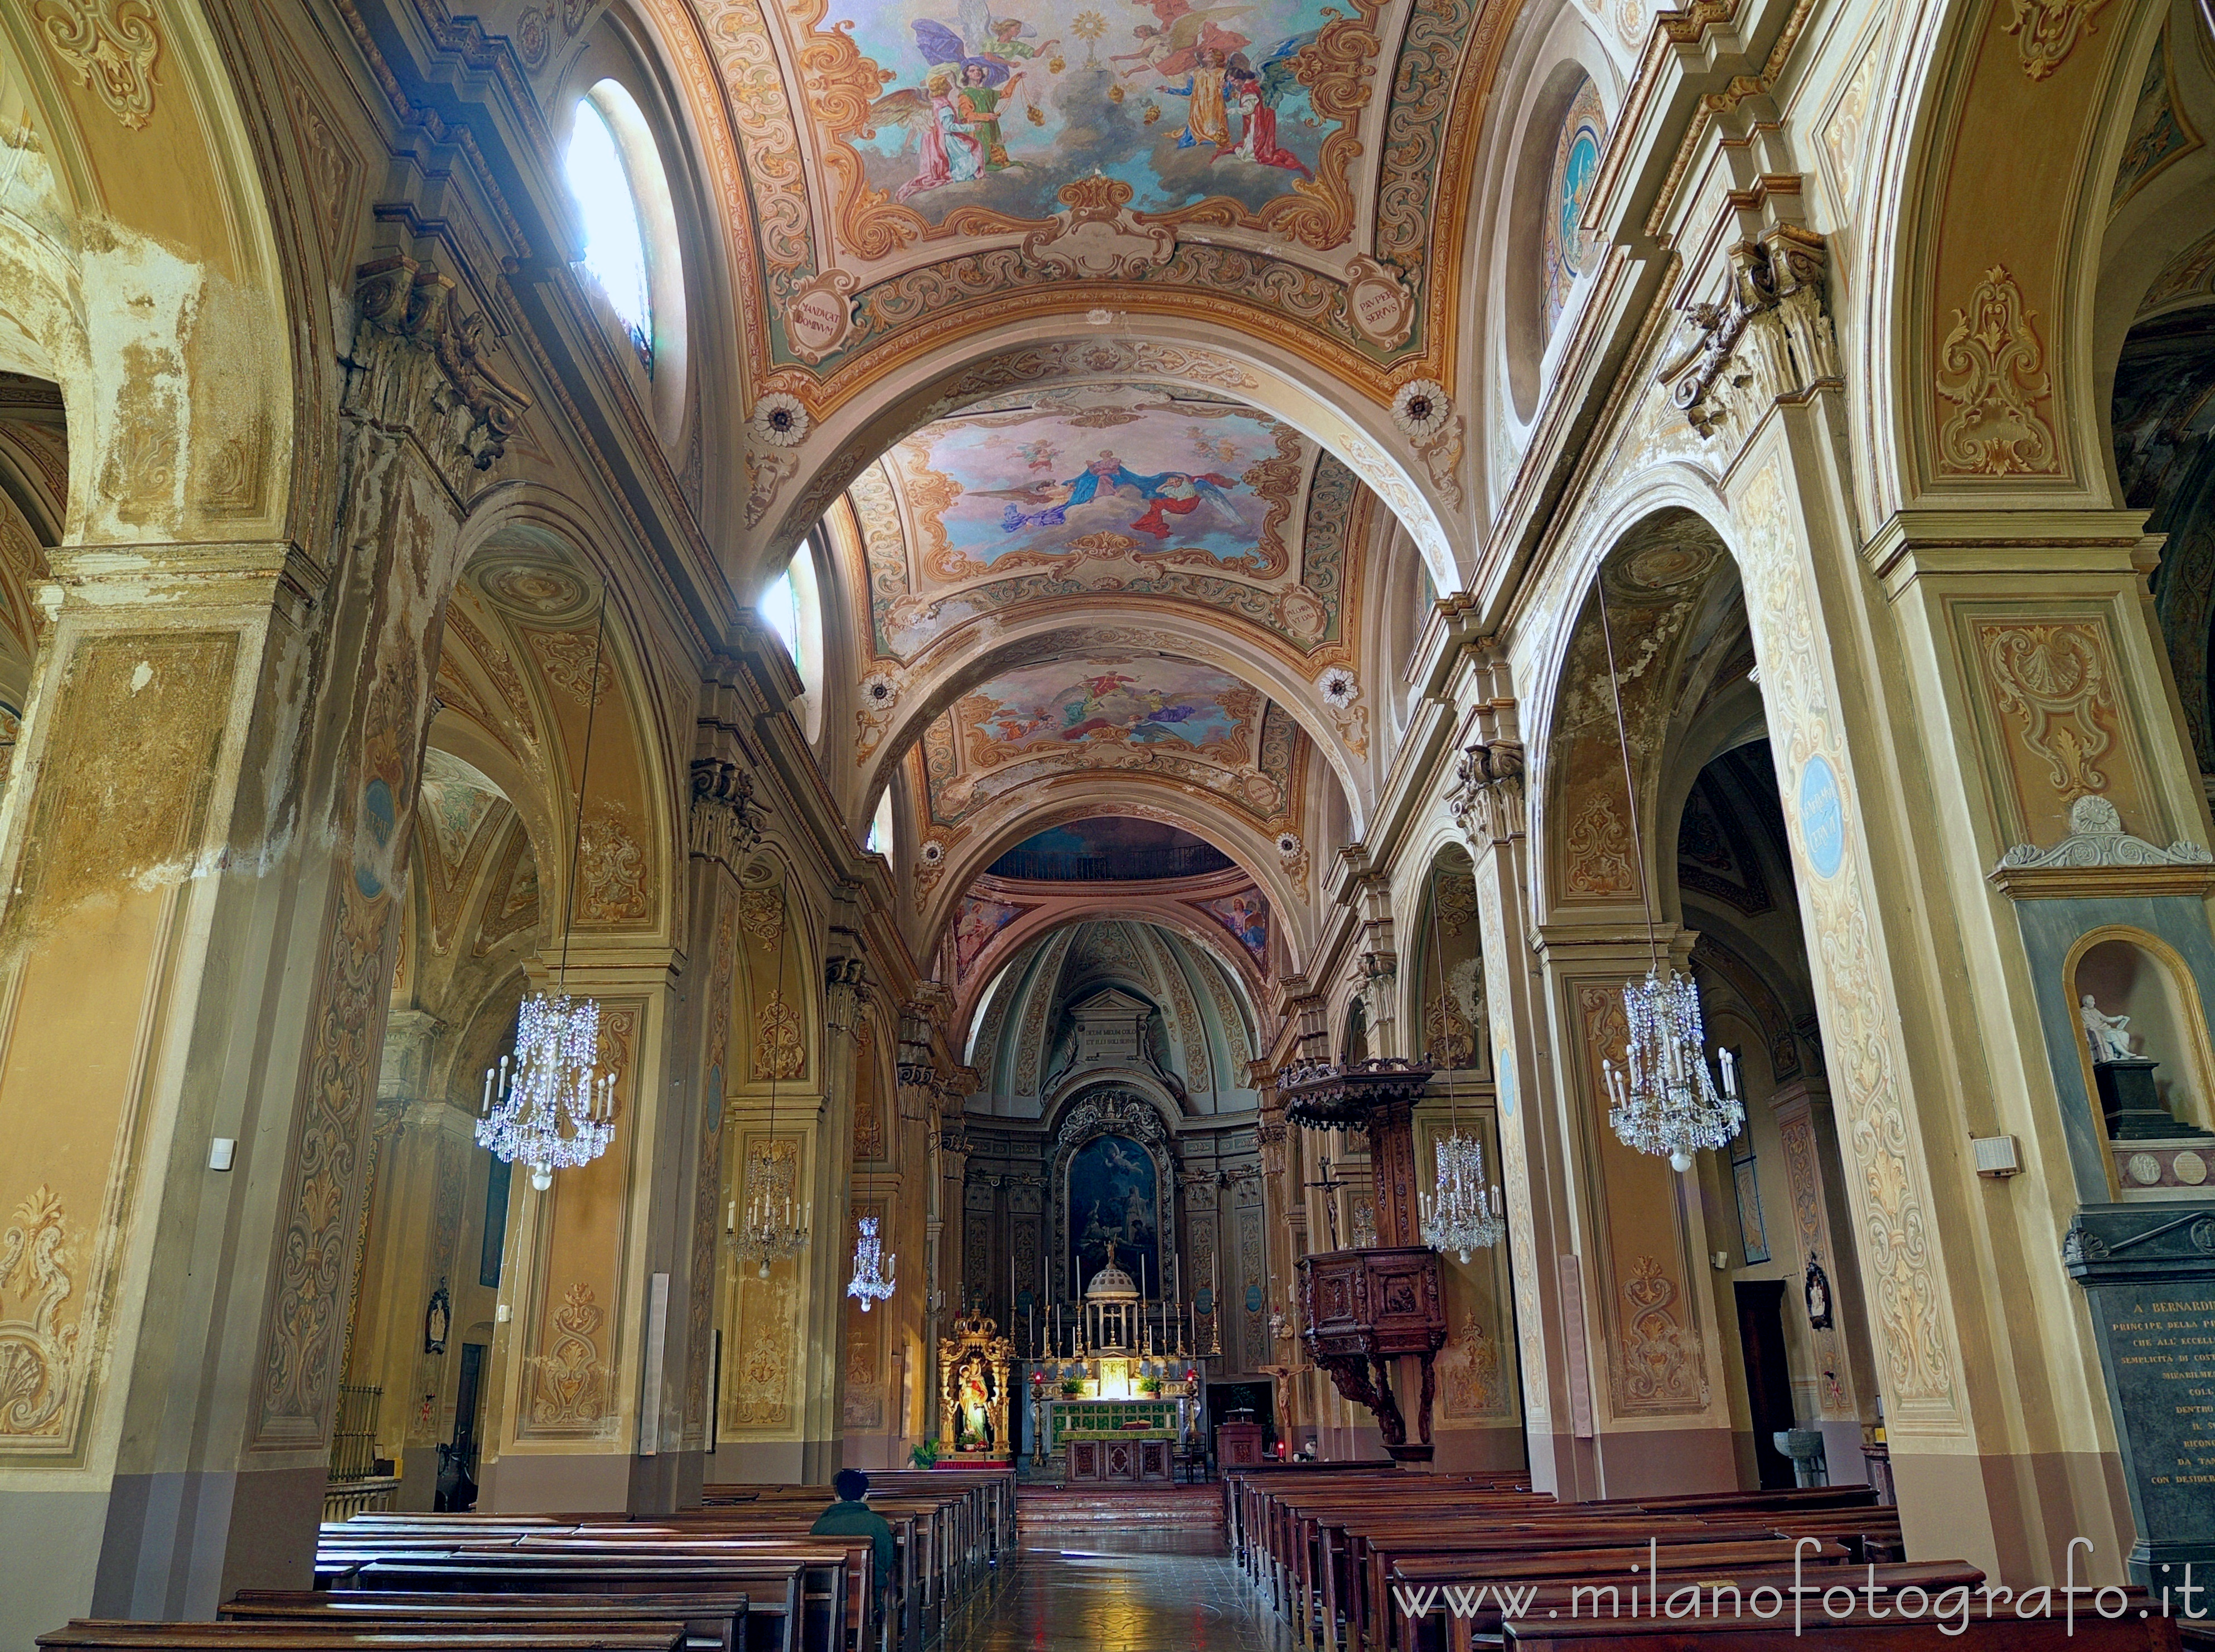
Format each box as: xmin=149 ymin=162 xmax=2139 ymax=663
xmin=1306 ymin=1155 xmax=1350 ymax=1250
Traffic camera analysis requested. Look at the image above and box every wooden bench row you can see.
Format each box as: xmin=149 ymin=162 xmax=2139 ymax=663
xmin=38 ymin=1475 xmax=1013 ymax=1652
xmin=1220 ymin=1466 xmax=2178 ymax=1652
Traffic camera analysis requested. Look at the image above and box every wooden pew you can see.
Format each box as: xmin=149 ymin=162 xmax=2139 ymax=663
xmin=223 ymin=1592 xmax=749 ymax=1652
xmin=1389 ymin=1561 xmax=1986 ymax=1652
xmin=40 ymin=1629 xmax=685 ymax=1652
xmin=1499 ymin=1587 xmax=2179 ymax=1650
xmin=339 ymin=1562 xmax=816 ymax=1652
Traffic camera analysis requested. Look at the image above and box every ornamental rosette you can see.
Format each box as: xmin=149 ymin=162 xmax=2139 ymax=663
xmin=1318 ymin=668 xmax=1360 ymax=711
xmin=859 ymin=667 xmax=901 ymax=711
xmin=751 ymin=391 xmax=810 ymax=448
xmin=1391 ymin=379 xmax=1452 ymax=444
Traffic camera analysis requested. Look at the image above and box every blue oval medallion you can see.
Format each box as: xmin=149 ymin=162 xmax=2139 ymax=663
xmin=1799 ymin=754 xmax=1845 ymax=880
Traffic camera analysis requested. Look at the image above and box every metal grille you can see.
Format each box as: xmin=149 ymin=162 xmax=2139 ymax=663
xmin=328 ymin=1384 xmax=383 ymax=1482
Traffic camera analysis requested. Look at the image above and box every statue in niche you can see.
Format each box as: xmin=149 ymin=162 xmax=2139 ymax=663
xmin=2081 ymin=995 xmax=2137 ymax=1064
xmin=957 ymin=1365 xmax=994 ymax=1451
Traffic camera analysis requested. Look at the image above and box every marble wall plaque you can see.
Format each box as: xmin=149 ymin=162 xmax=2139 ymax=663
xmin=2066 ymin=1206 xmax=2215 ymax=1581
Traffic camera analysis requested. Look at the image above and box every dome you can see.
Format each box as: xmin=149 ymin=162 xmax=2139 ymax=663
xmin=1084 ymin=1259 xmax=1140 ymax=1299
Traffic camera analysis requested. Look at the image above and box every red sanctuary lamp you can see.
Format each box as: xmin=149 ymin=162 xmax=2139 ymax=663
xmin=1282 ymin=1055 xmax=1450 ymax=1462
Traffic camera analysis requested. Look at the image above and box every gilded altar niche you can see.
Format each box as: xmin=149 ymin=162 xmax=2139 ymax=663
xmin=0 ymin=631 xmax=235 ymax=1460
xmin=516 ymin=1000 xmax=644 ymax=1440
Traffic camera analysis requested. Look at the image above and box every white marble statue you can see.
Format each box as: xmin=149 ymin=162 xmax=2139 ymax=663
xmin=2081 ymin=994 xmax=2136 ymax=1063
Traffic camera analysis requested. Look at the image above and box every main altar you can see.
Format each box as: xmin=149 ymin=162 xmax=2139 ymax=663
xmin=1025 ymin=1254 xmax=1201 ymax=1483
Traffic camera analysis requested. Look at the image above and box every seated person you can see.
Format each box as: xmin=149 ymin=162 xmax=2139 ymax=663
xmin=810 ymin=1468 xmax=896 ymax=1612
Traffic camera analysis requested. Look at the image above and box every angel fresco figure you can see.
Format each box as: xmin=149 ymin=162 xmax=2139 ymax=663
xmin=876 ymin=70 xmax=984 ymax=201
xmin=1158 ymin=46 xmax=1231 ymax=149
xmin=1127 ymin=471 xmax=1239 ymax=537
xmin=1113 ymin=6 xmax=1252 ymax=78
xmin=1220 ymin=36 xmax=1314 ymax=175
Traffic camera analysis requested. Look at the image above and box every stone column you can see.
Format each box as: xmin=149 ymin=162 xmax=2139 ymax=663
xmin=1445 ymin=687 xmax=1593 ymax=1498
xmin=0 ymin=250 xmax=527 ymax=1626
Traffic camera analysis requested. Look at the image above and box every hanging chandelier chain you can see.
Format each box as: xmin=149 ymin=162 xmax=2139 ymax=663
xmin=557 ymin=597 xmax=610 ymax=992
xmin=1589 ymin=570 xmax=1744 ymax=1172
xmin=477 ymin=580 xmax=620 ymax=1192
xmin=1593 ymin=572 xmax=1662 ymax=977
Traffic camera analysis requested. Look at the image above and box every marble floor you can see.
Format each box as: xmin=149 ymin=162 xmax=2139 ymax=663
xmin=964 ymin=1530 xmax=1294 ymax=1651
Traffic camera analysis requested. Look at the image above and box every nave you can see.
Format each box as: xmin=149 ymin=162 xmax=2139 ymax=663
xmin=31 ymin=1468 xmax=2213 ymax=1652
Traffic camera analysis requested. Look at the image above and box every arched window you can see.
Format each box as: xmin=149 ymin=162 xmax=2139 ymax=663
xmin=866 ymin=788 xmax=894 ymax=857
xmin=1542 ymin=76 xmax=1607 ymax=336
xmin=566 ymin=92 xmax=655 ymax=371
xmin=759 ymin=545 xmax=824 ymax=742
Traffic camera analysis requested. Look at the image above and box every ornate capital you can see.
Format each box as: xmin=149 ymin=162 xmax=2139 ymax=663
xmin=1447 ymin=740 xmax=1527 ymax=847
xmin=1656 ymin=226 xmax=1837 ymax=449
xmin=824 ymin=955 xmax=867 ymax=1034
xmin=688 ymin=757 xmax=766 ymax=870
xmin=349 ymin=253 xmax=531 ymax=479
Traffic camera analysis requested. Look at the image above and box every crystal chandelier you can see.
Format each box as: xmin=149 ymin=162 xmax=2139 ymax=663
xmin=845 ymin=1214 xmax=897 ymax=1310
xmin=478 ymin=601 xmax=618 ymax=1191
xmin=1602 ymin=970 xmax=1743 ymax=1170
xmin=1415 ymin=855 xmax=1503 ymax=1262
xmin=1419 ymin=1129 xmax=1503 ymax=1262
xmin=477 ymin=992 xmax=616 ymax=1190
xmin=1590 ymin=571 xmax=1744 ymax=1173
xmin=736 ymin=1183 xmax=811 ymax=1278
xmin=736 ymin=875 xmax=810 ymax=1278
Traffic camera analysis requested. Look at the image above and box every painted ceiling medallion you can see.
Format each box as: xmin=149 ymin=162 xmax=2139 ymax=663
xmin=1391 ymin=379 xmax=1452 ymax=444
xmin=752 ymin=392 xmax=811 ymax=448
xmin=468 ymin=554 xmax=599 ymax=625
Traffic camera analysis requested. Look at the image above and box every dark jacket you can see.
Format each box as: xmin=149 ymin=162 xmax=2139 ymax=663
xmin=810 ymin=1496 xmax=896 ymax=1596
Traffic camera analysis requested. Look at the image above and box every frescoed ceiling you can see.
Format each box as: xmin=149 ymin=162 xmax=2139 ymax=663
xmin=903 ymin=650 xmax=1312 ymax=911
xmin=963 ymin=916 xmax=1264 ymax=1117
xmin=662 ymin=0 xmax=1498 ymax=415
xmin=845 ymin=382 xmax=1369 ymax=668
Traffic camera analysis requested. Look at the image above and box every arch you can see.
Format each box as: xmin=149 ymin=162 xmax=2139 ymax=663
xmin=757 ymin=326 xmax=1462 ymax=597
xmin=1044 ymin=1083 xmax=1182 ymax=1302
xmin=1853 ymin=0 xmax=2173 ymax=516
xmin=950 ymin=894 xmax=1272 ymax=1047
xmin=854 ymin=616 xmax=1371 ymax=846
xmin=917 ymin=784 xmax=1312 ymax=976
xmin=0 ymin=0 xmax=301 ymax=548
xmin=449 ymin=491 xmax=686 ymax=952
xmin=1523 ymin=490 xmax=1744 ymax=928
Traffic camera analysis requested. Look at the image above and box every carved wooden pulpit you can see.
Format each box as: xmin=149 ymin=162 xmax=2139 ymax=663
xmin=1285 ymin=1057 xmax=1450 ymax=1461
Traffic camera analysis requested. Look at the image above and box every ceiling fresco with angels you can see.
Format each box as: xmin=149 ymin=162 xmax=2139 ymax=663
xmin=904 ymin=651 xmax=1313 ymax=908
xmin=673 ymin=0 xmax=1488 ymax=388
xmin=853 ymin=0 xmax=1329 ymax=224
xmin=844 ymin=382 xmax=1369 ymax=665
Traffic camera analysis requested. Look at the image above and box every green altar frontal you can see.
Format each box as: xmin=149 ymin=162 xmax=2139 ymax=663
xmin=1049 ymin=1399 xmax=1178 ymax=1440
